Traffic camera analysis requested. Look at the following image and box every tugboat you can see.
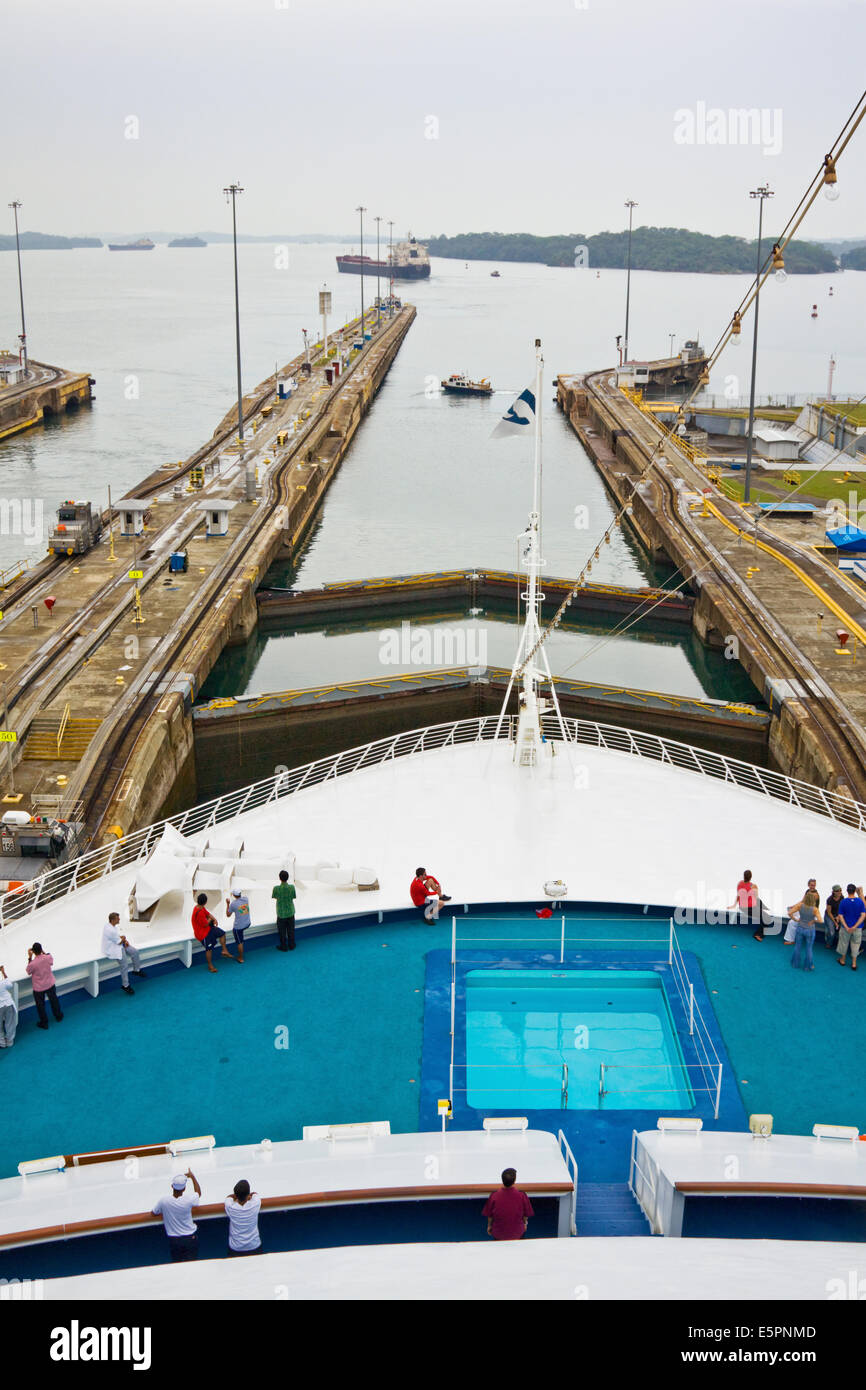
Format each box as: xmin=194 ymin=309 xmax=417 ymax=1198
xmin=441 ymin=373 xmax=493 ymax=396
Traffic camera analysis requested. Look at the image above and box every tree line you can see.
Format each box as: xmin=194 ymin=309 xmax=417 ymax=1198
xmin=426 ymin=228 xmax=838 ymax=274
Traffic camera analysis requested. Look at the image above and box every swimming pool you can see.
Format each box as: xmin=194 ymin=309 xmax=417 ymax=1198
xmin=465 ymin=969 xmax=694 ymax=1110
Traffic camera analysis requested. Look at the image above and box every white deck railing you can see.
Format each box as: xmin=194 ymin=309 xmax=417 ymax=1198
xmin=1 ymin=712 xmax=864 ymax=928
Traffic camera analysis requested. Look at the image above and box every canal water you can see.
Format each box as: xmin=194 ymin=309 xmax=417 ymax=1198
xmin=200 ymin=608 xmax=757 ymax=704
xmin=2 ymin=243 xmax=861 ymax=701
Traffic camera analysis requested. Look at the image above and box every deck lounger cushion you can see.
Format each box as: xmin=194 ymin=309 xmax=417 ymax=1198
xmin=353 ymin=867 xmax=378 ymax=886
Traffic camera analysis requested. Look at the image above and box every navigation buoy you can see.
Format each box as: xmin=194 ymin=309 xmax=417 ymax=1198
xmin=811 ymin=304 xmax=818 ymax=318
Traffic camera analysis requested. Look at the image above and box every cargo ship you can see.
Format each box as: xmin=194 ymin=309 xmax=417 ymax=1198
xmin=337 ymin=234 xmax=430 ymax=280
xmin=107 ymin=238 xmax=155 ymax=251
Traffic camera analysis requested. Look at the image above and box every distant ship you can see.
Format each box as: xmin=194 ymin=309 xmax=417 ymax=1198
xmin=490 ymin=270 xmax=501 ymax=278
xmin=441 ymin=373 xmax=492 ymax=396
xmin=337 ymin=234 xmax=430 ymax=281
xmin=107 ymin=238 xmax=155 ymax=251
xmin=168 ymin=236 xmax=206 ymax=248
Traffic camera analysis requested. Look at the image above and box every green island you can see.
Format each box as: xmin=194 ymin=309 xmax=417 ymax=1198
xmin=840 ymin=245 xmax=866 ymax=270
xmin=426 ymin=227 xmax=838 ymax=274
xmin=0 ymin=231 xmax=102 ymax=251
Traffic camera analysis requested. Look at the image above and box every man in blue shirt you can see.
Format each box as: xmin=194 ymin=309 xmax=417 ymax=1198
xmin=836 ymin=884 xmax=865 ymax=970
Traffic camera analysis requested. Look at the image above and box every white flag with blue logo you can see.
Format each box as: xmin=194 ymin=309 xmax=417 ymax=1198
xmin=492 ymin=385 xmax=536 ymax=438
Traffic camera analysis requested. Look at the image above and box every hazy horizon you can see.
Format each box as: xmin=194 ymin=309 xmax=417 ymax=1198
xmin=5 ymin=0 xmax=865 ymax=245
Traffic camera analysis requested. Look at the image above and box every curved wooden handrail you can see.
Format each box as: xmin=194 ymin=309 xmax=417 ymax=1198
xmin=0 ymin=1181 xmax=574 ymax=1249
xmin=64 ymin=1143 xmax=170 ymax=1167
xmin=676 ymin=1181 xmax=866 ymax=1197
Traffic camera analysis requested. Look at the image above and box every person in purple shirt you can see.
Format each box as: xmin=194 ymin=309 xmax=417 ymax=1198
xmin=836 ymin=884 xmax=866 ymax=970
xmin=25 ymin=943 xmax=64 ymax=1030
xmin=483 ymin=1168 xmax=534 ymax=1241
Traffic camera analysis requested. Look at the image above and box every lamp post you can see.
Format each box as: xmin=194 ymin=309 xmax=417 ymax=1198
xmin=388 ymin=220 xmax=395 ymax=313
xmin=356 ymin=205 xmax=366 ymax=336
xmin=9 ymin=201 xmax=28 ymax=378
xmin=319 ymin=286 xmax=331 ymax=360
xmin=223 ymin=182 xmax=244 ymax=448
xmin=374 ymin=216 xmax=383 ymax=327
xmin=744 ymin=185 xmax=773 ymax=504
xmin=623 ymin=199 xmax=637 ymax=364
xmin=669 ymin=333 xmax=675 ymax=358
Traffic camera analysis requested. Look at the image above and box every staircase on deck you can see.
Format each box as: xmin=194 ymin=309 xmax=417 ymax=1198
xmin=576 ymin=1183 xmax=653 ymax=1237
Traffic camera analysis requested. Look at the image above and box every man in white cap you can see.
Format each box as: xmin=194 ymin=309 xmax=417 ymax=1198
xmin=225 ymin=890 xmax=251 ymax=964
xmin=152 ymin=1169 xmax=202 ymax=1261
xmin=100 ymin=912 xmax=146 ymax=996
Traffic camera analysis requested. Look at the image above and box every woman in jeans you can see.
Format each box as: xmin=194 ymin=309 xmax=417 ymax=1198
xmin=789 ymin=890 xmax=820 ymax=972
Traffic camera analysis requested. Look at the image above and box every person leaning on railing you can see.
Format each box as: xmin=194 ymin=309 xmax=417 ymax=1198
xmin=25 ymin=943 xmax=63 ymax=1030
xmin=483 ymin=1168 xmax=534 ymax=1241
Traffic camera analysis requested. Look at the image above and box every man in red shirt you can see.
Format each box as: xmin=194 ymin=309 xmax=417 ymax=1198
xmin=483 ymin=1168 xmax=534 ymax=1241
xmin=409 ymin=867 xmax=451 ymax=923
xmin=191 ymin=894 xmax=236 ymax=974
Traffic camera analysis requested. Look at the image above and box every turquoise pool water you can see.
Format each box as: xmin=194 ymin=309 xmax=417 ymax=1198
xmin=465 ymin=969 xmax=694 ymax=1110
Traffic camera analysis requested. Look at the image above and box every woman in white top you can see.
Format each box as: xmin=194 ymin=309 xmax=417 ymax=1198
xmin=225 ymin=1179 xmax=262 ymax=1255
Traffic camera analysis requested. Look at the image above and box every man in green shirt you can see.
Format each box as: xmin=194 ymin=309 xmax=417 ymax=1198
xmin=272 ymin=871 xmax=297 ymax=951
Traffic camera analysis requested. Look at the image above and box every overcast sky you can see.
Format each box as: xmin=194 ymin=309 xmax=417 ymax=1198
xmin=6 ymin=0 xmax=865 ymax=242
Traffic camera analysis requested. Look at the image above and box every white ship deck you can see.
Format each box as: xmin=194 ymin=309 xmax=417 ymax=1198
xmin=0 ymin=724 xmax=863 ymax=1004
xmin=0 ymin=1130 xmax=573 ymax=1250
xmin=633 ymin=1127 xmax=866 ymax=1235
xmin=35 ymin=1235 xmax=866 ymax=1302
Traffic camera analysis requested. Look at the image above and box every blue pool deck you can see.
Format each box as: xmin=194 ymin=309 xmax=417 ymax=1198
xmin=0 ymin=908 xmax=859 ymax=1187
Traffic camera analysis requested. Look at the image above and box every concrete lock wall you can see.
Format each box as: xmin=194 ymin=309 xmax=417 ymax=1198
xmin=100 ymin=312 xmax=417 ymax=838
xmin=556 ymin=376 xmax=863 ymax=797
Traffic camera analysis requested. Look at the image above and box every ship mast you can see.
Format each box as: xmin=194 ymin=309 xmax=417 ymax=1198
xmin=496 ymin=339 xmax=568 ymax=765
